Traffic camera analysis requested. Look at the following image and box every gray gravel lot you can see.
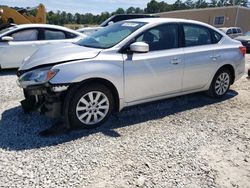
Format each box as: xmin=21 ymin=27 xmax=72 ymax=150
xmin=0 ymin=57 xmax=249 ymax=188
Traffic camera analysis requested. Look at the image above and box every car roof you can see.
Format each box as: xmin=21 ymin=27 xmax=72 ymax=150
xmin=219 ymin=27 xmax=241 ymax=30
xmin=9 ymin=24 xmax=85 ymax=36
xmin=126 ymin=18 xmax=219 ymax=30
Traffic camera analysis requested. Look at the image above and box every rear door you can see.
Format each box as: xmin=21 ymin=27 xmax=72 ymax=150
xmin=182 ymin=24 xmax=218 ymax=91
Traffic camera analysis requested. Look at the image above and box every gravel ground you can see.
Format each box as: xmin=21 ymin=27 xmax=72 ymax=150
xmin=0 ymin=57 xmax=249 ymax=188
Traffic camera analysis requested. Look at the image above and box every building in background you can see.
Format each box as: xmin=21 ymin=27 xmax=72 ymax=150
xmin=158 ymin=6 xmax=250 ymax=33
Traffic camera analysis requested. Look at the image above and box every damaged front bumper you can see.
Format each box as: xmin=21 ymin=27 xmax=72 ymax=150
xmin=19 ymin=83 xmax=69 ymax=118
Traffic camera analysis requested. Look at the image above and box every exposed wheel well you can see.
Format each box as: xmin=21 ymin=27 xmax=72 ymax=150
xmin=217 ymin=64 xmax=235 ymax=84
xmin=69 ymin=78 xmax=120 ymax=112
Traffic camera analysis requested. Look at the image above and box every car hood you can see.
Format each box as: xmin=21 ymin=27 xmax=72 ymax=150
xmin=234 ymin=35 xmax=250 ymax=41
xmin=20 ymin=43 xmax=102 ymax=70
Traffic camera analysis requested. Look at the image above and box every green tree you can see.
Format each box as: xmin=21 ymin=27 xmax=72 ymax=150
xmin=146 ymin=0 xmax=160 ymax=13
xmin=185 ymin=0 xmax=195 ymax=8
xmin=195 ymin=0 xmax=208 ymax=8
xmin=126 ymin=7 xmax=136 ymax=14
xmin=74 ymin=13 xmax=81 ymax=24
xmin=114 ymin=8 xmax=125 ymax=14
xmin=173 ymin=0 xmax=187 ymax=10
xmin=135 ymin=7 xmax=144 ymax=13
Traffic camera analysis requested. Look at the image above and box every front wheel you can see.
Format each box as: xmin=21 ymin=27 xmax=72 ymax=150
xmin=208 ymin=69 xmax=232 ymax=98
xmin=66 ymin=84 xmax=114 ymax=129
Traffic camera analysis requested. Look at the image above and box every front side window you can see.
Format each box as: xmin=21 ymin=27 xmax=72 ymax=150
xmin=183 ymin=25 xmax=212 ymax=47
xmin=44 ymin=29 xmax=66 ymax=40
xmin=11 ymin=29 xmax=38 ymax=41
xmin=214 ymin=16 xmax=224 ymax=25
xmin=136 ymin=24 xmax=178 ymax=51
xmin=232 ymin=28 xmax=237 ymax=34
xmin=0 ymin=26 xmax=16 ymax=35
xmin=226 ymin=29 xmax=232 ymax=35
xmin=76 ymin=21 xmax=145 ymax=49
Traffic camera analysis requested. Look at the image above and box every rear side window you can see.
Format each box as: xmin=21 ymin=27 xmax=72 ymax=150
xmin=44 ymin=29 xmax=66 ymax=40
xmin=183 ymin=25 xmax=212 ymax=47
xmin=237 ymin=28 xmax=242 ymax=33
xmin=232 ymin=28 xmax=237 ymax=34
xmin=11 ymin=29 xmax=38 ymax=41
xmin=136 ymin=24 xmax=178 ymax=51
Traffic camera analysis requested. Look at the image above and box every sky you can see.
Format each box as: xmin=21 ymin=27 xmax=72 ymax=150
xmin=0 ymin=0 xmax=176 ymax=14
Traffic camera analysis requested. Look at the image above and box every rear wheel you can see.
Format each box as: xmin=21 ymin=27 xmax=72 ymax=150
xmin=66 ymin=84 xmax=114 ymax=129
xmin=208 ymin=69 xmax=232 ymax=98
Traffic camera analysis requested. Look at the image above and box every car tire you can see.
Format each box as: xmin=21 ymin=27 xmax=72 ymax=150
xmin=65 ymin=83 xmax=114 ymax=129
xmin=207 ymin=68 xmax=232 ymax=98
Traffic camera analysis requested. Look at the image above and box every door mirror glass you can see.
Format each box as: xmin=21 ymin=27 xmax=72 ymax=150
xmin=130 ymin=42 xmax=149 ymax=53
xmin=108 ymin=21 xmax=114 ymax=26
xmin=1 ymin=36 xmax=14 ymax=42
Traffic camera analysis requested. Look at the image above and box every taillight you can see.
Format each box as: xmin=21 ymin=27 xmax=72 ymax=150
xmin=239 ymin=46 xmax=246 ymax=57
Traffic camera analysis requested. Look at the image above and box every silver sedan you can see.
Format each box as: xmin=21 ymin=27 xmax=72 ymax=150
xmin=0 ymin=24 xmax=86 ymax=69
xmin=17 ymin=18 xmax=245 ymax=129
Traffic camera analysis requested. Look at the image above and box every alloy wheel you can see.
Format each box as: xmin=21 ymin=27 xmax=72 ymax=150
xmin=215 ymin=72 xmax=230 ymax=96
xmin=76 ymin=91 xmax=109 ymax=125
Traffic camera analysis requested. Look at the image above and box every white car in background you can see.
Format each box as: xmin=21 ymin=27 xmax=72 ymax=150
xmin=219 ymin=27 xmax=243 ymax=38
xmin=0 ymin=24 xmax=86 ymax=69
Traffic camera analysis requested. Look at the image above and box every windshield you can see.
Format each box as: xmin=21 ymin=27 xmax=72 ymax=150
xmin=76 ymin=21 xmax=145 ymax=49
xmin=245 ymin=31 xmax=250 ymax=36
xmin=0 ymin=26 xmax=16 ymax=35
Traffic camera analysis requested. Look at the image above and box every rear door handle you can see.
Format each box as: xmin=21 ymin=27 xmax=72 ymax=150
xmin=171 ymin=57 xmax=181 ymax=64
xmin=210 ymin=54 xmax=221 ymax=60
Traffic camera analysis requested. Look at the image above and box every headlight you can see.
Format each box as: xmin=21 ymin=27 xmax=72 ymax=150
xmin=18 ymin=68 xmax=59 ymax=88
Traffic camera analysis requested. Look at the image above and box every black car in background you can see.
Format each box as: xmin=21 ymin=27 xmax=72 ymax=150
xmin=100 ymin=14 xmax=158 ymax=27
xmin=235 ymin=31 xmax=250 ymax=53
xmin=77 ymin=14 xmax=158 ymax=35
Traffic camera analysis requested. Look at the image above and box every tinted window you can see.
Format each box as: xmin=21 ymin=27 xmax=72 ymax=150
xmin=232 ymin=28 xmax=237 ymax=34
xmin=237 ymin=28 xmax=242 ymax=33
xmin=214 ymin=16 xmax=224 ymax=25
xmin=66 ymin=32 xmax=77 ymax=39
xmin=226 ymin=29 xmax=232 ymax=34
xmin=0 ymin=26 xmax=16 ymax=35
xmin=183 ymin=25 xmax=212 ymax=47
xmin=11 ymin=29 xmax=38 ymax=41
xmin=211 ymin=30 xmax=222 ymax=43
xmin=44 ymin=30 xmax=66 ymax=40
xmin=136 ymin=24 xmax=178 ymax=51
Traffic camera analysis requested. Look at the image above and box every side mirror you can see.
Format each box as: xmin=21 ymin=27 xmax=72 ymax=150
xmin=130 ymin=42 xmax=149 ymax=53
xmin=108 ymin=21 xmax=114 ymax=26
xmin=1 ymin=36 xmax=14 ymax=42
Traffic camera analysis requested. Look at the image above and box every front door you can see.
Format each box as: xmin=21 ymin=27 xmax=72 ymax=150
xmin=124 ymin=23 xmax=184 ymax=103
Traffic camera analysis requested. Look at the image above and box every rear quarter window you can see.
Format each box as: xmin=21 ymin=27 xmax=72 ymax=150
xmin=66 ymin=32 xmax=77 ymax=39
xmin=211 ymin=30 xmax=222 ymax=43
